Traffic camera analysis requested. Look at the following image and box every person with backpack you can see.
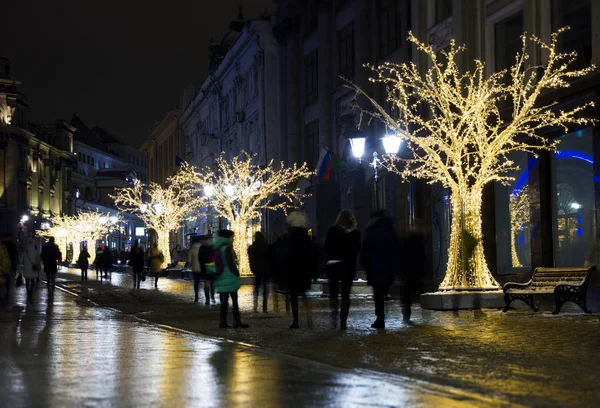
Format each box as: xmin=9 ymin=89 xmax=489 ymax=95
xmin=211 ymin=230 xmax=248 ymax=329
xmin=147 ymin=242 xmax=164 ymax=289
xmin=129 ymin=241 xmax=145 ymax=289
xmin=77 ymin=244 xmax=90 ymax=281
xmin=40 ymin=237 xmax=62 ymax=300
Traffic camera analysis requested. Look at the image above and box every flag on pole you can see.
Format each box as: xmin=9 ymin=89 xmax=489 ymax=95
xmin=316 ymin=148 xmax=345 ymax=181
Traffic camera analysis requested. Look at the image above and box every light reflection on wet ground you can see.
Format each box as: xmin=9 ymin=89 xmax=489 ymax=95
xmin=9 ymin=267 xmax=600 ymax=407
xmin=0 ymin=283 xmax=485 ymax=407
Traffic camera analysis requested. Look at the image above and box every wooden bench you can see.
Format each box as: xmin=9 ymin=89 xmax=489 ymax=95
xmin=502 ymin=266 xmax=594 ymax=314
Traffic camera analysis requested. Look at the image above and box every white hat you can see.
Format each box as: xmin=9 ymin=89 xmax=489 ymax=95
xmin=286 ymin=211 xmax=307 ymax=228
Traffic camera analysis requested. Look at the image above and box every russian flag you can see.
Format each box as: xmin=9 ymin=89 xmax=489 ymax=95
xmin=316 ymin=148 xmax=334 ymax=181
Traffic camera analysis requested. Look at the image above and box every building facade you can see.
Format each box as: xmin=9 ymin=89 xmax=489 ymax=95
xmin=181 ymin=17 xmax=281 ymax=238
xmin=141 ymin=111 xmax=182 ymax=187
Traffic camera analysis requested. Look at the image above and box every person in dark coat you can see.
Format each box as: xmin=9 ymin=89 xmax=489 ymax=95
xmin=399 ymin=225 xmax=427 ymax=322
xmin=360 ymin=211 xmax=401 ymax=329
xmin=77 ymin=244 xmax=90 ymax=281
xmin=40 ymin=237 xmax=62 ymax=300
xmin=102 ymin=246 xmax=113 ymax=280
xmin=129 ymin=241 xmax=145 ymax=289
xmin=276 ymin=211 xmax=318 ymax=329
xmin=324 ymin=209 xmax=361 ymax=330
xmin=197 ymin=234 xmax=216 ymax=304
xmin=0 ymin=238 xmax=18 ymax=294
xmin=248 ymin=231 xmax=270 ymax=313
xmin=95 ymin=245 xmax=105 ymax=280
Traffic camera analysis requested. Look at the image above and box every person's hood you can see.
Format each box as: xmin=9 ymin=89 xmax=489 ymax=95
xmin=213 ymin=236 xmax=232 ymax=248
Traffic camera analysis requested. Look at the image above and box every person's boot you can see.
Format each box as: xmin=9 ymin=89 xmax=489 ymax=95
xmin=402 ymin=306 xmax=411 ymax=323
xmin=219 ymin=300 xmax=231 ymax=328
xmin=371 ymin=318 xmax=385 ymax=329
xmin=340 ymin=300 xmax=350 ymax=330
xmin=329 ymin=298 xmax=339 ymax=329
xmin=290 ymin=301 xmax=299 ymax=329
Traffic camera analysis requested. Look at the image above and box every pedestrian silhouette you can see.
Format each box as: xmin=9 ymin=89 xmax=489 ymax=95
xmin=248 ymin=231 xmax=270 ymax=313
xmin=77 ymin=244 xmax=90 ymax=281
xmin=40 ymin=237 xmax=62 ymax=300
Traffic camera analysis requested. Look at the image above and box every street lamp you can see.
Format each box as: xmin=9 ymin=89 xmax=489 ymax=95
xmin=139 ymin=203 xmax=148 ymax=214
xmin=224 ymin=184 xmax=236 ymax=197
xmin=204 ymin=185 xmax=214 ymax=198
xmin=348 ymin=132 xmax=403 ymax=210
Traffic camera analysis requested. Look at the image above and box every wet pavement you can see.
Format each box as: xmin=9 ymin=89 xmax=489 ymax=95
xmin=2 ymin=268 xmax=600 ymax=407
xmin=0 ymin=279 xmax=492 ymax=407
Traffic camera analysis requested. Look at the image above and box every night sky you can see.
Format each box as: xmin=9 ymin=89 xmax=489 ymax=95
xmin=3 ymin=0 xmax=274 ymax=148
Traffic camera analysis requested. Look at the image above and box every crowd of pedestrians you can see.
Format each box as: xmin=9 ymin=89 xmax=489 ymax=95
xmin=0 ymin=209 xmax=426 ymax=331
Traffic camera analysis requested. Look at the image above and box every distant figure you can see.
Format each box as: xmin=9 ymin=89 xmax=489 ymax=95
xmin=213 ymin=230 xmax=248 ymax=329
xmin=78 ymin=244 xmax=90 ymax=281
xmin=198 ymin=235 xmax=216 ymax=304
xmin=95 ymin=244 xmax=105 ymax=280
xmin=102 ymin=246 xmax=113 ymax=280
xmin=276 ymin=211 xmax=318 ymax=329
xmin=1 ymin=237 xmax=18 ymax=293
xmin=147 ymin=242 xmax=164 ymax=289
xmin=360 ymin=211 xmax=400 ymax=329
xmin=0 ymin=241 xmax=12 ymax=297
xmin=129 ymin=241 xmax=145 ymax=289
xmin=171 ymin=244 xmax=183 ymax=266
xmin=41 ymin=237 xmax=62 ymax=300
xmin=188 ymin=235 xmax=203 ymax=302
xmin=20 ymin=238 xmax=41 ymax=302
xmin=325 ymin=209 xmax=361 ymax=330
xmin=248 ymin=231 xmax=270 ymax=313
xmin=399 ymin=225 xmax=427 ymax=322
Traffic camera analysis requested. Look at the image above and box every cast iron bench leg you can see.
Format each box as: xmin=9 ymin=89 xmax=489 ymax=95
xmin=502 ymin=293 xmax=512 ymax=312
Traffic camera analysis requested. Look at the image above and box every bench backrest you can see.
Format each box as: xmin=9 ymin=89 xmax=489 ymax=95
xmin=531 ymin=266 xmax=594 ymax=289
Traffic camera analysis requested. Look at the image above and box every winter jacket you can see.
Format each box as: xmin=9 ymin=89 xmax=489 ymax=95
xmin=20 ymin=246 xmax=41 ymax=279
xmin=188 ymin=242 xmax=202 ymax=273
xmin=78 ymin=249 xmax=90 ymax=269
xmin=129 ymin=246 xmax=145 ymax=272
xmin=102 ymin=248 xmax=113 ymax=269
xmin=0 ymin=243 xmax=10 ymax=284
xmin=276 ymin=227 xmax=318 ymax=293
xmin=248 ymin=242 xmax=269 ymax=278
xmin=324 ymin=225 xmax=361 ymax=281
xmin=147 ymin=246 xmax=164 ymax=274
xmin=41 ymin=242 xmax=62 ymax=274
xmin=213 ymin=237 xmax=241 ymax=293
xmin=360 ymin=216 xmax=400 ymax=287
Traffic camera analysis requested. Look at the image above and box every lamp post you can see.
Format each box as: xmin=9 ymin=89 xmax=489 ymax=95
xmin=348 ymin=132 xmax=403 ymax=211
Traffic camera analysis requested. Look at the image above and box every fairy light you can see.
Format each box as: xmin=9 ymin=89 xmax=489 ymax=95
xmin=346 ymin=28 xmax=595 ymax=290
xmin=112 ymin=165 xmax=203 ymax=268
xmin=510 ymin=186 xmax=531 ymax=268
xmin=192 ymin=151 xmax=313 ymax=277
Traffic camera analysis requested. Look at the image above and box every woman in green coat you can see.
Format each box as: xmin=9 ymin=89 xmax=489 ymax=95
xmin=214 ymin=230 xmax=248 ymax=329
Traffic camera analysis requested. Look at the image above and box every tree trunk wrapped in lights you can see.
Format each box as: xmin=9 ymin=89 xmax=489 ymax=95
xmin=346 ymin=28 xmax=595 ymax=290
xmin=112 ymin=166 xmax=203 ymax=268
xmin=510 ymin=185 xmax=532 ymax=268
xmin=192 ymin=152 xmax=313 ymax=277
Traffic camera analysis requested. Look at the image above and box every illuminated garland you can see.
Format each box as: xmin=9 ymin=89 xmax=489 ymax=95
xmin=191 ymin=152 xmax=313 ymax=277
xmin=346 ymin=28 xmax=595 ymax=290
xmin=509 ymin=186 xmax=531 ymax=268
xmin=112 ymin=166 xmax=203 ymax=268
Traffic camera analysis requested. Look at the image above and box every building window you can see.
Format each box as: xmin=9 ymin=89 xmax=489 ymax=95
xmin=304 ymin=0 xmax=318 ymax=35
xmin=494 ymin=11 xmax=524 ymax=72
xmin=551 ymin=127 xmax=596 ymax=266
xmin=552 ymin=0 xmax=592 ymax=69
xmin=435 ymin=0 xmax=453 ymax=24
xmin=305 ymin=50 xmax=318 ymax=105
xmin=305 ymin=120 xmax=319 ymax=166
xmin=338 ymin=22 xmax=355 ymax=81
xmin=378 ymin=0 xmax=402 ymax=59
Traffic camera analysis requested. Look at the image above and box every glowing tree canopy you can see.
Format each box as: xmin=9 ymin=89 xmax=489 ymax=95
xmin=347 ymin=28 xmax=595 ymax=290
xmin=37 ymin=211 xmax=115 ymax=264
xmin=112 ymin=166 xmax=203 ymax=268
xmin=193 ymin=151 xmax=313 ymax=276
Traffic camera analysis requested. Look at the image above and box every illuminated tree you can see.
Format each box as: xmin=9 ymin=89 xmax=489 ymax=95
xmin=37 ymin=214 xmax=71 ymax=260
xmin=112 ymin=167 xmax=203 ymax=268
xmin=193 ymin=152 xmax=313 ymax=276
xmin=347 ymin=29 xmax=595 ymax=290
xmin=510 ymin=186 xmax=531 ymax=268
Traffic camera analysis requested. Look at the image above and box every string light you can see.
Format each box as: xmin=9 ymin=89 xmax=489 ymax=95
xmin=191 ymin=151 xmax=313 ymax=277
xmin=346 ymin=28 xmax=595 ymax=290
xmin=112 ymin=165 xmax=203 ymax=268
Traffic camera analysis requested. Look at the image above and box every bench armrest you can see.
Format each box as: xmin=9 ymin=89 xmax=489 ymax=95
xmin=502 ymin=281 xmax=531 ymax=293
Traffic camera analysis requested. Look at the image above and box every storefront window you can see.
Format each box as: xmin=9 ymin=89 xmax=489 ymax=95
xmin=495 ymin=151 xmax=533 ymax=274
xmin=551 ymin=127 xmax=596 ymax=266
xmin=431 ymin=186 xmax=450 ymax=278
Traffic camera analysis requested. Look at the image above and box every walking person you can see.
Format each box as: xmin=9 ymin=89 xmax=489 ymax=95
xmin=324 ymin=209 xmax=361 ymax=330
xmin=40 ymin=237 xmax=62 ymax=300
xmin=147 ymin=242 xmax=164 ymax=289
xmin=276 ymin=212 xmax=318 ymax=329
xmin=94 ymin=244 xmax=104 ymax=280
xmin=20 ymin=238 xmax=41 ymax=302
xmin=213 ymin=230 xmax=248 ymax=329
xmin=0 ymin=241 xmax=11 ymax=298
xmin=399 ymin=225 xmax=426 ymax=322
xmin=360 ymin=211 xmax=401 ymax=329
xmin=77 ymin=244 xmax=90 ymax=281
xmin=1 ymin=237 xmax=18 ymax=294
xmin=198 ymin=234 xmax=216 ymax=304
xmin=188 ymin=235 xmax=203 ymax=302
xmin=129 ymin=241 xmax=145 ymax=289
xmin=102 ymin=246 xmax=113 ymax=280
xmin=248 ymin=231 xmax=270 ymax=313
